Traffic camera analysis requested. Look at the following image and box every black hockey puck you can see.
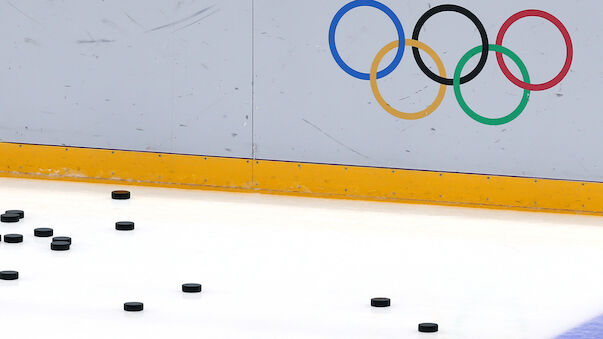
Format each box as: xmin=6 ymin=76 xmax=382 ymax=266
xmin=51 ymin=241 xmax=70 ymax=251
xmin=124 ymin=302 xmax=144 ymax=312
xmin=0 ymin=270 xmax=19 ymax=280
xmin=182 ymin=283 xmax=202 ymax=293
xmin=5 ymin=210 xmax=24 ymax=219
xmin=1 ymin=213 xmax=20 ymax=223
xmin=4 ymin=234 xmax=23 ymax=243
xmin=418 ymin=323 xmax=438 ymax=333
xmin=112 ymin=190 xmax=131 ymax=200
xmin=34 ymin=228 xmax=54 ymax=237
xmin=52 ymin=236 xmax=71 ymax=245
xmin=115 ymin=221 xmax=135 ymax=231
xmin=371 ymin=297 xmax=391 ymax=307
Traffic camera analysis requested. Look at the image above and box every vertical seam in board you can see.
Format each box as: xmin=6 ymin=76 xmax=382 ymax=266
xmin=171 ymin=23 xmax=176 ymax=154
xmin=251 ymin=0 xmax=256 ymax=187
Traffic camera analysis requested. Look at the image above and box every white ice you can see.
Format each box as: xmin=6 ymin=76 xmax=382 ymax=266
xmin=0 ymin=177 xmax=602 ymax=339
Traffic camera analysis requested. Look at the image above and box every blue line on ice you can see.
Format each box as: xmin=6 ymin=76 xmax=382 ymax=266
xmin=556 ymin=313 xmax=603 ymax=338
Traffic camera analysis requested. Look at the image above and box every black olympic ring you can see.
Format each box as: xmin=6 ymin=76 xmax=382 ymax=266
xmin=412 ymin=4 xmax=489 ymax=86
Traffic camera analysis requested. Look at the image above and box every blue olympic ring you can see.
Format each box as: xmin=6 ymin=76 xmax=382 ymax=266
xmin=328 ymin=0 xmax=406 ymax=80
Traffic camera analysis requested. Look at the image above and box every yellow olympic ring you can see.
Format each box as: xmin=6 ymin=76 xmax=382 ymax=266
xmin=370 ymin=39 xmax=447 ymax=120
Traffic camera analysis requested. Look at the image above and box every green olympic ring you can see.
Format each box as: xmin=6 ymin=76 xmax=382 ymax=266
xmin=454 ymin=44 xmax=531 ymax=126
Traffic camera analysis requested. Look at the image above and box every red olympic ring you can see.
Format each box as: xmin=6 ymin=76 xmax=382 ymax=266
xmin=496 ymin=10 xmax=573 ymax=91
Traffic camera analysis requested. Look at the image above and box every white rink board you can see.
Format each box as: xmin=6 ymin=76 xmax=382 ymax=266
xmin=0 ymin=0 xmax=252 ymax=157
xmin=254 ymin=0 xmax=602 ymax=181
xmin=0 ymin=178 xmax=602 ymax=338
xmin=0 ymin=0 xmax=602 ymax=182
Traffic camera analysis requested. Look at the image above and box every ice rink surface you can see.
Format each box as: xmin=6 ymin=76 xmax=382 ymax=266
xmin=0 ymin=177 xmax=602 ymax=339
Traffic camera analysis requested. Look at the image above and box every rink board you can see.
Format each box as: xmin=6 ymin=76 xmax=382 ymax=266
xmin=0 ymin=0 xmax=601 ymax=214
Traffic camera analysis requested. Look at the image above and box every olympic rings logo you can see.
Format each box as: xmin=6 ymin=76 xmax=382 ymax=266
xmin=328 ymin=2 xmax=574 ymax=125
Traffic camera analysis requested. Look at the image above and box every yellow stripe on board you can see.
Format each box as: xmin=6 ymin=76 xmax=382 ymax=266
xmin=253 ymin=160 xmax=603 ymax=215
xmin=0 ymin=143 xmax=601 ymax=215
xmin=0 ymin=143 xmax=252 ymax=189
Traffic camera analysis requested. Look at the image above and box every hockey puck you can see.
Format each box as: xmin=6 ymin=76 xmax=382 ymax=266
xmin=0 ymin=270 xmax=19 ymax=280
xmin=5 ymin=210 xmax=24 ymax=219
xmin=115 ymin=221 xmax=135 ymax=231
xmin=51 ymin=241 xmax=70 ymax=251
xmin=112 ymin=190 xmax=131 ymax=200
xmin=182 ymin=283 xmax=202 ymax=293
xmin=418 ymin=323 xmax=438 ymax=333
xmin=52 ymin=236 xmax=71 ymax=245
xmin=371 ymin=297 xmax=391 ymax=307
xmin=1 ymin=213 xmax=20 ymax=223
xmin=124 ymin=302 xmax=144 ymax=312
xmin=34 ymin=228 xmax=54 ymax=237
xmin=4 ymin=234 xmax=23 ymax=243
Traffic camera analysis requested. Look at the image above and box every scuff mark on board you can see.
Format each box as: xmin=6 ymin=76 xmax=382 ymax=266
xmin=24 ymin=38 xmax=40 ymax=46
xmin=77 ymin=39 xmax=115 ymax=44
xmin=302 ymin=118 xmax=369 ymax=159
xmin=123 ymin=11 xmax=146 ymax=30
xmin=173 ymin=9 xmax=220 ymax=33
xmin=6 ymin=1 xmax=42 ymax=26
xmin=147 ymin=6 xmax=214 ymax=33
